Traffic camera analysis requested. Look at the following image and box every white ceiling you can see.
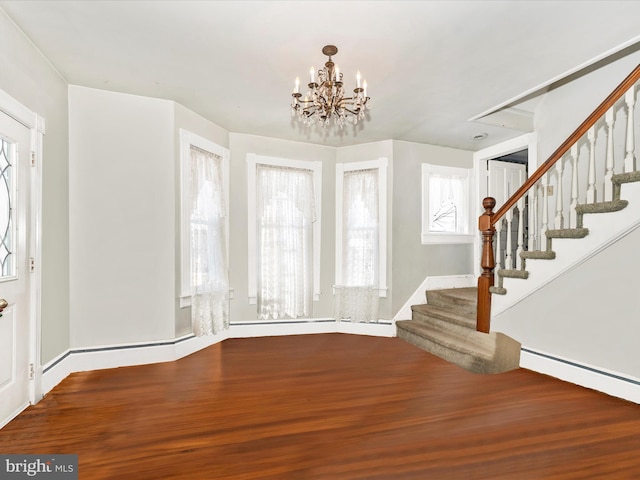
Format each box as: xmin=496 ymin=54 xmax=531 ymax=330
xmin=2 ymin=1 xmax=640 ymax=150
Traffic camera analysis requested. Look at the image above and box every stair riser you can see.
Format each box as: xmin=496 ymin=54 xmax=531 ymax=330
xmin=425 ymin=292 xmax=476 ymax=316
xmin=396 ymin=328 xmax=518 ymax=374
xmin=412 ymin=309 xmax=475 ymax=330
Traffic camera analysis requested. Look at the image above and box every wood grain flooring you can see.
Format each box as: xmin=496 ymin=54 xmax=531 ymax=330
xmin=1 ymin=333 xmax=639 ymax=479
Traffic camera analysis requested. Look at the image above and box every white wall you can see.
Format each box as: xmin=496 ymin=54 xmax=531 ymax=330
xmin=391 ymin=140 xmax=474 ymax=316
xmin=69 ymin=86 xmax=175 ymax=347
xmin=0 ymin=10 xmax=70 ymax=364
xmin=493 ymin=223 xmax=640 ymax=378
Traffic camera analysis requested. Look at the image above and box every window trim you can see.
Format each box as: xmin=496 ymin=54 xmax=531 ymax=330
xmin=179 ymin=129 xmax=230 ymax=308
xmin=421 ymin=163 xmax=474 ymax=245
xmin=247 ymin=153 xmax=322 ymax=305
xmin=335 ymin=158 xmax=388 ymax=297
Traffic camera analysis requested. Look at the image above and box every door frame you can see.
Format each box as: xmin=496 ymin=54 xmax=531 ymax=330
xmin=472 ymin=133 xmax=537 ymax=277
xmin=0 ymin=88 xmax=45 ymax=407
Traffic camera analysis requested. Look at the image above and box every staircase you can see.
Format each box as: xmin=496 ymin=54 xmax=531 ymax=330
xmin=396 ymin=64 xmax=640 ymax=377
xmin=396 ymin=287 xmax=521 ymax=374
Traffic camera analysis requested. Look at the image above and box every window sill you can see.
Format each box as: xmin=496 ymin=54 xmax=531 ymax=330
xmin=421 ymin=233 xmax=475 ymax=245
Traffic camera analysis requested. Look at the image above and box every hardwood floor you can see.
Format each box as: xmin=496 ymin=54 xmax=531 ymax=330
xmin=1 ymin=333 xmax=639 ymax=479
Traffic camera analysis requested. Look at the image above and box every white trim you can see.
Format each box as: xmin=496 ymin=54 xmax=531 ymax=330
xmin=246 ymin=153 xmax=322 ymax=304
xmin=521 ymin=347 xmax=640 ymax=404
xmin=335 ymin=157 xmax=388 ymax=296
xmin=178 ymin=129 xmax=230 ymax=306
xmin=421 ymin=163 xmax=474 ymax=245
xmin=470 ymin=34 xmax=640 ymax=122
xmin=393 ymin=274 xmax=475 ymax=321
xmin=472 ymin=133 xmax=537 ymax=277
xmin=28 ymin=119 xmax=44 ymax=404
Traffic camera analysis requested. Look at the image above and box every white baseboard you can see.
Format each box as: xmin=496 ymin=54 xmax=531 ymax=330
xmin=41 ymin=320 xmax=394 ymax=398
xmin=521 ymin=347 xmax=640 ymax=404
xmin=393 ymin=274 xmax=475 ymax=321
xmin=42 ymin=332 xmax=228 ymax=395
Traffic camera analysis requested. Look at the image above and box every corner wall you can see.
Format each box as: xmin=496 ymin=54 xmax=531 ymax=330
xmin=69 ymin=86 xmax=175 ymax=347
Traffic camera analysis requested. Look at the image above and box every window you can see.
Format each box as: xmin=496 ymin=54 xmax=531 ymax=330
xmin=334 ymin=158 xmax=387 ymax=322
xmin=421 ymin=164 xmax=474 ymax=244
xmin=247 ymin=154 xmax=321 ymax=319
xmin=179 ymin=130 xmax=230 ymax=335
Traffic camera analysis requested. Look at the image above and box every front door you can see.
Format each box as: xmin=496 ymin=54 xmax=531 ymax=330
xmin=0 ymin=109 xmax=32 ymax=426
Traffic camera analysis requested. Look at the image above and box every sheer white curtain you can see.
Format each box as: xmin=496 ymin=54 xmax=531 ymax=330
xmin=256 ymin=164 xmax=315 ymax=320
xmin=335 ymin=168 xmax=379 ymax=323
xmin=190 ymin=146 xmax=229 ymax=336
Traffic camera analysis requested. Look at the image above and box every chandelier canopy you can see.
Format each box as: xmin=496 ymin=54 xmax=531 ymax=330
xmin=291 ymin=45 xmax=370 ymax=128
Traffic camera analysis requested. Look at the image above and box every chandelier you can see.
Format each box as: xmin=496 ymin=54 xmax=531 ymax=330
xmin=291 ymin=45 xmax=370 ymax=128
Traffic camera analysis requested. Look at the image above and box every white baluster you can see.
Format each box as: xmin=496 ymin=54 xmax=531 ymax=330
xmin=541 ymin=173 xmax=549 ymax=244
xmin=624 ymin=88 xmax=636 ymax=173
xmin=604 ymin=108 xmax=615 ymax=201
xmin=505 ymin=207 xmax=514 ymax=269
xmin=570 ymin=144 xmax=579 ymax=228
xmin=555 ymin=160 xmax=564 ymax=229
xmin=529 ymin=188 xmax=539 ymax=251
xmin=516 ymin=194 xmax=525 ymax=268
xmin=495 ymin=217 xmax=504 ymax=271
xmin=586 ymin=127 xmax=596 ymax=204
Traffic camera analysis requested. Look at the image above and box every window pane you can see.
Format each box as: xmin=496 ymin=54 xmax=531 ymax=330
xmin=0 ymin=138 xmax=14 ymax=278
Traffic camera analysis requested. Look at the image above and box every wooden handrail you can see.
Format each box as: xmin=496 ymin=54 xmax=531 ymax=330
xmin=491 ymin=63 xmax=640 ymax=226
xmin=477 ymin=63 xmax=640 ymax=333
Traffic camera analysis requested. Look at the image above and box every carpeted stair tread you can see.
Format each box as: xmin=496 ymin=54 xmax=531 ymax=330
xmin=425 ymin=287 xmax=477 ymax=316
xmin=411 ymin=303 xmax=476 ymax=330
xmin=521 ymin=250 xmax=556 ymax=260
xmin=497 ymin=269 xmax=529 ymax=279
xmin=546 ymin=227 xmax=589 ymax=239
xmin=576 ymin=199 xmax=628 ymax=214
xmin=489 ymin=286 xmax=507 ymax=295
xmin=613 ymin=171 xmax=640 ymax=185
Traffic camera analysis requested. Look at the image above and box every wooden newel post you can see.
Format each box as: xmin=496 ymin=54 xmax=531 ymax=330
xmin=476 ymin=197 xmax=496 ymax=333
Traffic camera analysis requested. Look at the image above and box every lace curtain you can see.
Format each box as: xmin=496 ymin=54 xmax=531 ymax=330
xmin=190 ymin=146 xmax=229 ymax=336
xmin=256 ymin=164 xmax=315 ymax=320
xmin=335 ymin=168 xmax=379 ymax=323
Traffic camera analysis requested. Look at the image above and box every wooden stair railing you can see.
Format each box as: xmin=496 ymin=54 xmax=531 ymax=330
xmin=476 ymin=63 xmax=640 ymax=333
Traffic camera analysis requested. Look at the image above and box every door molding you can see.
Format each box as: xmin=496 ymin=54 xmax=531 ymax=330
xmin=472 ymin=133 xmax=537 ymax=277
xmin=0 ymin=88 xmax=45 ymax=407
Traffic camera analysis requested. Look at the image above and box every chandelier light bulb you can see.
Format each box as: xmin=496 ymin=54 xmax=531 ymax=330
xmin=290 ymin=45 xmax=371 ymax=129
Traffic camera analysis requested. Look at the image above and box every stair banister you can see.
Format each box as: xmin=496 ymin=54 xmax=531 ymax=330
xmin=476 ymin=63 xmax=640 ymax=333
